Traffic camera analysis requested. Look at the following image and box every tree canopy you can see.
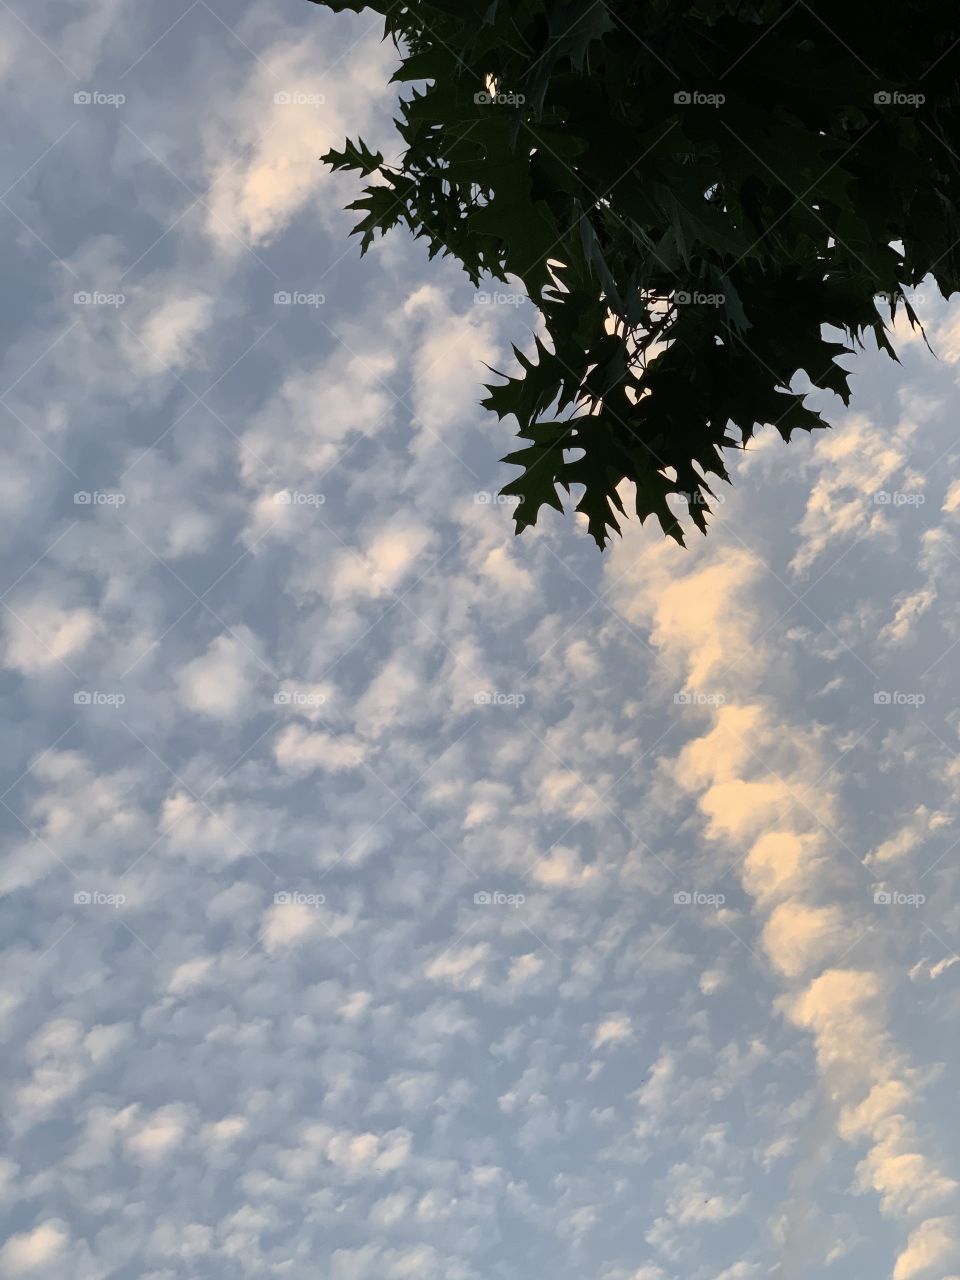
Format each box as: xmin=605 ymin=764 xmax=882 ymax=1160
xmin=307 ymin=0 xmax=960 ymax=547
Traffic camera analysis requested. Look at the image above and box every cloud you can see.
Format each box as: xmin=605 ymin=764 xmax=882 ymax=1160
xmin=159 ymin=792 xmax=253 ymax=865
xmin=125 ymin=1104 xmax=191 ymax=1164
xmin=2 ymin=600 xmax=100 ymax=675
xmin=916 ymin=956 xmax=960 ymax=981
xmin=175 ymin=629 xmax=264 ymax=719
xmin=328 ymin=521 xmax=434 ymax=606
xmin=507 ymin=953 xmax=545 ymax=986
xmin=878 ymin=528 xmax=954 ymax=648
xmin=273 ymin=724 xmax=365 ymax=775
xmin=166 ymin=956 xmax=215 ymax=996
xmin=199 ymin=33 xmax=396 ymax=250
xmin=893 ymin=1218 xmax=960 ymax=1280
xmin=200 ymin=1115 xmax=247 ymax=1146
xmin=788 ymin=412 xmax=917 ymax=574
xmin=238 ymin=348 xmax=398 ymax=498
xmin=593 ymin=1015 xmax=632 ymax=1049
xmin=531 ymin=845 xmax=598 ymax=888
xmin=787 ymin=970 xmax=957 ymax=1219
xmin=610 ymin=545 xmax=763 ymax=688
xmin=130 ymin=291 xmax=215 ymax=374
xmin=866 ymin=806 xmax=951 ymax=867
xmin=400 ymin=285 xmax=502 ymax=444
xmin=0 ymin=1221 xmax=69 ymax=1274
xmin=262 ymin=900 xmax=320 ymax=953
xmin=761 ymin=901 xmax=850 ymax=979
xmin=606 ymin=516 xmax=958 ymax=1267
xmin=742 ymin=831 xmax=823 ymax=905
xmin=425 ymin=943 xmax=490 ymax=992
xmin=14 ymin=1019 xmax=130 ymax=1130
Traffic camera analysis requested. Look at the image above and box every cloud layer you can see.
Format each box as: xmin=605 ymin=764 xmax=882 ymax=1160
xmin=0 ymin=3 xmax=957 ymax=1279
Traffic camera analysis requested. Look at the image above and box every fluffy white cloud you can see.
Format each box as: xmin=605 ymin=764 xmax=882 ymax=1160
xmin=593 ymin=1015 xmax=632 ymax=1049
xmin=0 ymin=1221 xmax=69 ymax=1274
xmin=2 ymin=601 xmax=100 ymax=675
xmin=175 ymin=629 xmax=264 ymax=720
xmin=893 ymin=1218 xmax=960 ymax=1280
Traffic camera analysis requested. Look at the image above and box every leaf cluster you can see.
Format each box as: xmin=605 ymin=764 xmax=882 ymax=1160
xmin=311 ymin=0 xmax=960 ymax=545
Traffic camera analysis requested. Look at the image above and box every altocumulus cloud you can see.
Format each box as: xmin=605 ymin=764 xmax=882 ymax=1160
xmin=0 ymin=2 xmax=957 ymax=1279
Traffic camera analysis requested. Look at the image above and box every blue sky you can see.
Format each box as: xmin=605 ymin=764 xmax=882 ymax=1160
xmin=0 ymin=3 xmax=958 ymax=1278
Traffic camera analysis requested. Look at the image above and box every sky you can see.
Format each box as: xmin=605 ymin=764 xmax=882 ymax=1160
xmin=0 ymin=3 xmax=959 ymax=1278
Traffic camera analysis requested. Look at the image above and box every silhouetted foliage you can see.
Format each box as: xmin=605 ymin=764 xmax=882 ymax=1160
xmin=308 ymin=0 xmax=960 ymax=546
